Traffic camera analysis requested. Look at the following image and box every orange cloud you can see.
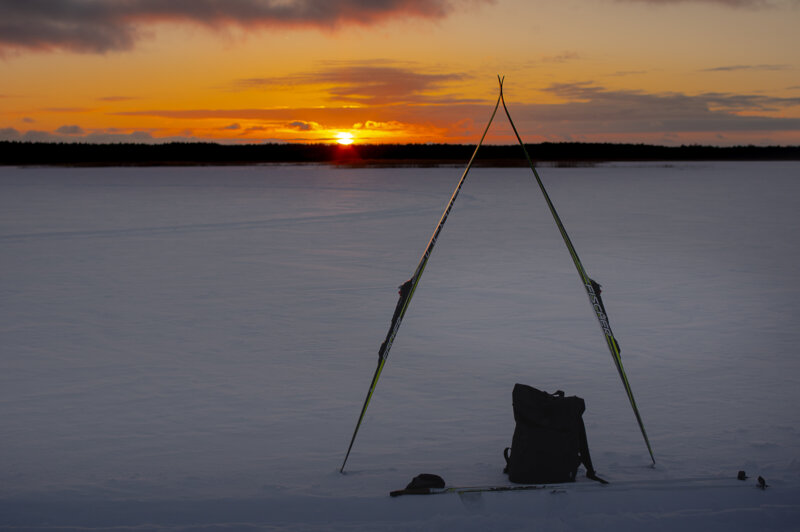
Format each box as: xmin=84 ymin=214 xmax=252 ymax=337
xmin=354 ymin=120 xmax=407 ymax=131
xmin=235 ymin=62 xmax=474 ymax=105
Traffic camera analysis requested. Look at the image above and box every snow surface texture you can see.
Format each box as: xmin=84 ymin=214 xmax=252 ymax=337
xmin=1 ymin=162 xmax=799 ymax=531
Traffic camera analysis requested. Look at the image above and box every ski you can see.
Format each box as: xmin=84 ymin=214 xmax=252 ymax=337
xmin=339 ymin=78 xmax=506 ymax=473
xmin=390 ymin=474 xmax=767 ymax=497
xmin=390 ymin=483 xmax=558 ymax=497
xmin=499 ymin=81 xmax=656 ymax=465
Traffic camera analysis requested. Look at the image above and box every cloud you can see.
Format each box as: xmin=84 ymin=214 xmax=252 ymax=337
xmin=614 ymin=0 xmax=789 ymax=6
xmin=82 ymin=130 xmax=158 ymax=143
xmin=221 ymin=123 xmax=241 ymax=130
xmin=700 ymin=64 xmax=790 ymax=72
xmin=18 ymin=129 xmax=59 ymax=142
xmin=235 ymin=61 xmax=473 ymax=105
xmin=97 ymin=96 xmax=137 ymax=102
xmin=609 ymin=70 xmax=649 ymax=77
xmin=354 ymin=120 xmax=407 ymax=131
xmin=0 ymin=0 xmax=493 ymax=54
xmin=545 ymin=81 xmax=800 ymax=114
xmin=0 ymin=127 xmax=21 ymax=140
xmin=287 ymin=121 xmax=321 ymax=131
xmin=114 ymin=106 xmax=433 ymax=130
xmin=44 ymin=107 xmax=93 ymax=113
xmin=694 ymin=92 xmax=800 ymax=112
xmin=518 ymin=82 xmax=800 ymax=134
xmin=56 ymin=124 xmax=86 ymax=135
xmin=540 ymin=51 xmax=582 ymax=63
xmin=0 ymin=1 xmax=138 ymax=54
xmin=0 ymin=127 xmax=202 ymax=144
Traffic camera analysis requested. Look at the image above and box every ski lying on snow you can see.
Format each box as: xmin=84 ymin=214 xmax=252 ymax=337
xmin=390 ymin=476 xmax=770 ymax=497
xmin=390 ymin=483 xmax=558 ymax=497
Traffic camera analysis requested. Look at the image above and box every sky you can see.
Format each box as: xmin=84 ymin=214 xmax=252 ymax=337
xmin=1 ymin=0 xmax=799 ymax=146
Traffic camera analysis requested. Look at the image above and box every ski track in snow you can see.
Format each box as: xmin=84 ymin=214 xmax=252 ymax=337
xmin=1 ymin=162 xmax=799 ymax=531
xmin=0 ymin=206 xmax=432 ymax=244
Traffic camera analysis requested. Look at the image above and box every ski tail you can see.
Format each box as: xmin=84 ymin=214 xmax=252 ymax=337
xmin=340 ymin=358 xmax=387 ymax=473
xmin=339 ymin=78 xmax=506 ymax=473
xmin=499 ymin=82 xmax=655 ymax=465
xmin=605 ymin=331 xmax=656 ymax=464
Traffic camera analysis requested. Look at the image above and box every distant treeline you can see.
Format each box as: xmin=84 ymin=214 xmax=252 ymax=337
xmin=1 ymin=141 xmax=798 ymax=166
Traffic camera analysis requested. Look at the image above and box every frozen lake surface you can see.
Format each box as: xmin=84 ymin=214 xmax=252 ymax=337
xmin=1 ymin=162 xmax=799 ymax=530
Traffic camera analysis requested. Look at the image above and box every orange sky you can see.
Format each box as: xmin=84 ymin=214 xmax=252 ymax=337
xmin=1 ymin=0 xmax=798 ymax=146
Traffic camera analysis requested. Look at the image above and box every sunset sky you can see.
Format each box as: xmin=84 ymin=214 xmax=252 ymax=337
xmin=1 ymin=0 xmax=798 ymax=146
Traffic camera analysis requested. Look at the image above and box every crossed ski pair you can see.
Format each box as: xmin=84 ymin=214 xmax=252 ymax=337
xmin=341 ymin=77 xmax=655 ymax=473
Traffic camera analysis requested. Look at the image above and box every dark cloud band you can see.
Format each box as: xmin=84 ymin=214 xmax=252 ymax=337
xmin=0 ymin=0 xmax=491 ymax=54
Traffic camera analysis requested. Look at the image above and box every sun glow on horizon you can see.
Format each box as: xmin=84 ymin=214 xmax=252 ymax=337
xmin=335 ymin=132 xmax=355 ymax=145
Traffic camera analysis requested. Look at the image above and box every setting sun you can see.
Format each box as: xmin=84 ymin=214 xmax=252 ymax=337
xmin=335 ymin=132 xmax=355 ymax=145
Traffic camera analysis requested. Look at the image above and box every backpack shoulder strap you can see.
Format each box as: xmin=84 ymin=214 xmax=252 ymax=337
xmin=577 ymin=416 xmax=609 ymax=484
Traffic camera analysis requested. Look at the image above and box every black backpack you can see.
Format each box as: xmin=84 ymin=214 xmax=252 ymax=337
xmin=503 ymin=383 xmax=606 ymax=484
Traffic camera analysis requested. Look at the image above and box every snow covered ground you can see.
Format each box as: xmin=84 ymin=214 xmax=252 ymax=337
xmin=1 ymin=162 xmax=799 ymax=530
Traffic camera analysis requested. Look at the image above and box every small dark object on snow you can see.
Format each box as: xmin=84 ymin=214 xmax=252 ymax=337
xmin=757 ymin=476 xmax=768 ymax=490
xmin=737 ymin=470 xmax=748 ymax=481
xmin=389 ymin=474 xmax=445 ymax=497
xmin=406 ymin=473 xmax=445 ymax=490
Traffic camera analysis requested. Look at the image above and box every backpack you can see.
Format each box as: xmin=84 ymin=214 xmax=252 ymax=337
xmin=503 ymin=383 xmax=606 ymax=484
